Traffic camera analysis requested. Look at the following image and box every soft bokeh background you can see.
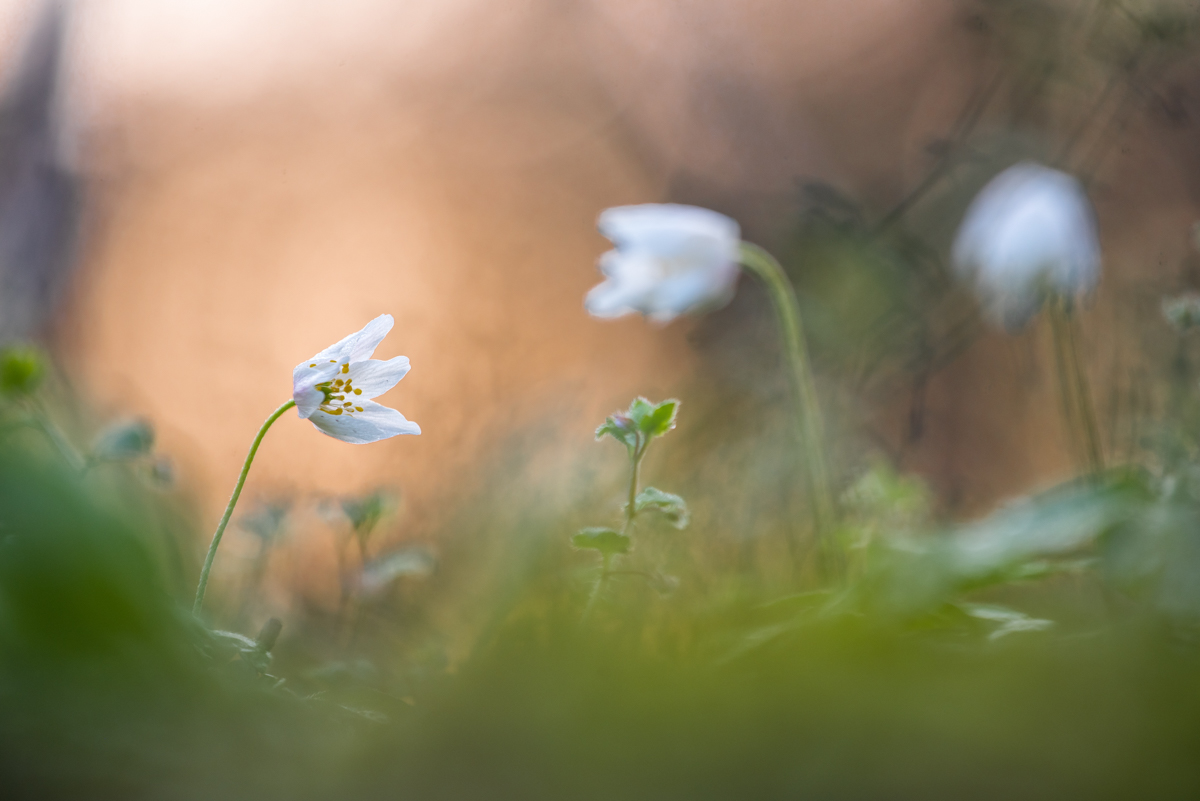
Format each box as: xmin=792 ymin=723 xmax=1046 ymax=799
xmin=7 ymin=3 xmax=1200 ymax=798
xmin=0 ymin=0 xmax=1198 ymax=631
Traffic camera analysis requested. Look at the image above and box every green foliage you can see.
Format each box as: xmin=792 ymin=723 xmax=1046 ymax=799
xmin=341 ymin=489 xmax=395 ymax=535
xmin=572 ymin=527 xmax=631 ymax=556
xmin=1163 ymin=293 xmax=1200 ymax=333
xmin=239 ymin=499 xmax=291 ymax=542
xmin=596 ymin=397 xmax=680 ymax=455
xmin=0 ymin=344 xmax=44 ymax=397
xmin=594 ymin=413 xmax=639 ymax=453
xmin=633 ymin=486 xmax=689 ymax=529
xmin=89 ymin=417 xmax=155 ymax=463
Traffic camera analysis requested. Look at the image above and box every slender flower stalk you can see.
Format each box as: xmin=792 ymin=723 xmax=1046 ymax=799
xmin=952 ymin=163 xmax=1104 ymax=474
xmin=581 ymin=431 xmax=646 ymax=622
xmin=738 ymin=242 xmax=839 ymax=576
xmin=1048 ymin=300 xmax=1103 ymax=473
xmin=583 ymin=204 xmax=840 ymax=578
xmin=194 ymin=399 xmax=295 ymax=615
xmin=194 ymin=314 xmax=420 ymax=616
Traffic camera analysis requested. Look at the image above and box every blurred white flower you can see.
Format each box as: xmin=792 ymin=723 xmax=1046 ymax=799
xmin=952 ymin=162 xmax=1101 ymax=329
xmin=292 ymin=314 xmax=421 ymax=444
xmin=585 ymin=204 xmax=741 ymax=323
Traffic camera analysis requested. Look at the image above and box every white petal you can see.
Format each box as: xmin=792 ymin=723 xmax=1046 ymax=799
xmin=346 ymin=356 xmax=411 ymax=400
xmin=650 ymin=261 xmax=739 ymax=316
xmin=598 ymin=204 xmax=740 ymax=252
xmin=291 ymin=361 xmax=341 ymax=418
xmin=585 ymin=278 xmax=638 ymax=318
xmin=588 ymin=204 xmax=742 ymax=323
xmin=306 ymin=314 xmax=395 ymax=365
xmin=347 ymin=314 xmax=395 ymax=361
xmin=308 ymin=400 xmax=420 ymax=444
xmin=952 ymin=162 xmax=1100 ymax=330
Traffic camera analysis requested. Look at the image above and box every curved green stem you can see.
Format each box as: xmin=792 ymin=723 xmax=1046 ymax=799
xmin=739 ymin=242 xmax=840 ymax=578
xmin=193 ymin=399 xmax=295 ymax=615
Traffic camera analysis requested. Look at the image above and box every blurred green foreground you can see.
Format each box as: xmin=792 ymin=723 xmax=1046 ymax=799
xmin=2 ymin=433 xmax=1200 ymax=801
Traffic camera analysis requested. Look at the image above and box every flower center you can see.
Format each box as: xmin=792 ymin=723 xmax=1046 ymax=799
xmin=308 ymin=360 xmax=366 ymax=416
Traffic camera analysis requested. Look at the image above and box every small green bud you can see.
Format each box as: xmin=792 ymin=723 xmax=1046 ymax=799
xmin=0 ymin=345 xmax=44 ymax=396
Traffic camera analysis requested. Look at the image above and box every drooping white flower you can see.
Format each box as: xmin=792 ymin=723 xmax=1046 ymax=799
xmin=952 ymin=162 xmax=1101 ymax=330
xmin=292 ymin=314 xmax=421 ymax=444
xmin=584 ymin=204 xmax=742 ymax=323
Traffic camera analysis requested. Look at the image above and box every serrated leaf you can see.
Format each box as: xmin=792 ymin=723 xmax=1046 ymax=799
xmin=633 ymin=486 xmax=690 ymax=529
xmin=627 ymin=397 xmax=656 ymax=429
xmin=571 ymin=527 xmax=631 ymax=555
xmin=640 ymin=399 xmax=679 ymax=437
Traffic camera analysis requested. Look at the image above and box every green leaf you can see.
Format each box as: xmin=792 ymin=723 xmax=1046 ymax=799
xmin=633 ymin=486 xmax=690 ymax=529
xmin=571 ymin=527 xmax=631 ymax=556
xmin=341 ymin=489 xmax=396 ymax=534
xmin=595 ymin=414 xmax=639 ymax=453
xmin=627 ymin=396 xmax=655 ymax=427
xmin=957 ymin=603 xmax=1054 ymax=641
xmin=641 ymin=399 xmax=679 ymax=437
xmin=239 ymin=500 xmax=290 ymax=542
xmin=362 ymin=547 xmax=436 ymax=593
xmin=90 ymin=418 xmax=155 ymax=462
xmin=598 ymin=397 xmax=681 ymax=455
xmin=627 ymin=396 xmax=679 ymax=437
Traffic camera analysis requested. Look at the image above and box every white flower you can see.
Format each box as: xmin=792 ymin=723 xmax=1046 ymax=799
xmin=584 ymin=204 xmax=742 ymax=323
xmin=952 ymin=162 xmax=1101 ymax=330
xmin=292 ymin=314 xmax=421 ymax=444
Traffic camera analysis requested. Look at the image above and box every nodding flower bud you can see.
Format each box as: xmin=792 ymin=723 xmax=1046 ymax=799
xmin=0 ymin=344 xmax=44 ymax=397
xmin=952 ymin=162 xmax=1101 ymax=331
xmin=1163 ymin=294 xmax=1200 ymax=333
xmin=585 ymin=204 xmax=742 ymax=324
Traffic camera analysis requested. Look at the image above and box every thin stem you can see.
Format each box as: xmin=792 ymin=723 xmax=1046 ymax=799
xmin=739 ymin=242 xmax=840 ymax=578
xmin=624 ymin=434 xmax=644 ymax=534
xmin=27 ymin=401 xmax=86 ymax=473
xmin=193 ymin=399 xmax=296 ymax=615
xmin=1048 ymin=301 xmax=1103 ymax=473
xmin=582 ymin=435 xmax=644 ymax=624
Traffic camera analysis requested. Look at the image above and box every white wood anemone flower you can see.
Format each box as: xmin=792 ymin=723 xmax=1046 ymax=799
xmin=291 ymin=314 xmax=421 ymax=444
xmin=585 ymin=204 xmax=742 ymax=323
xmin=952 ymin=162 xmax=1101 ymax=330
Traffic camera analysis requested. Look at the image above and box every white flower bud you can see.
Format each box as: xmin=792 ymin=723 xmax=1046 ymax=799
xmin=953 ymin=162 xmax=1101 ymax=330
xmin=585 ymin=204 xmax=741 ymax=323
